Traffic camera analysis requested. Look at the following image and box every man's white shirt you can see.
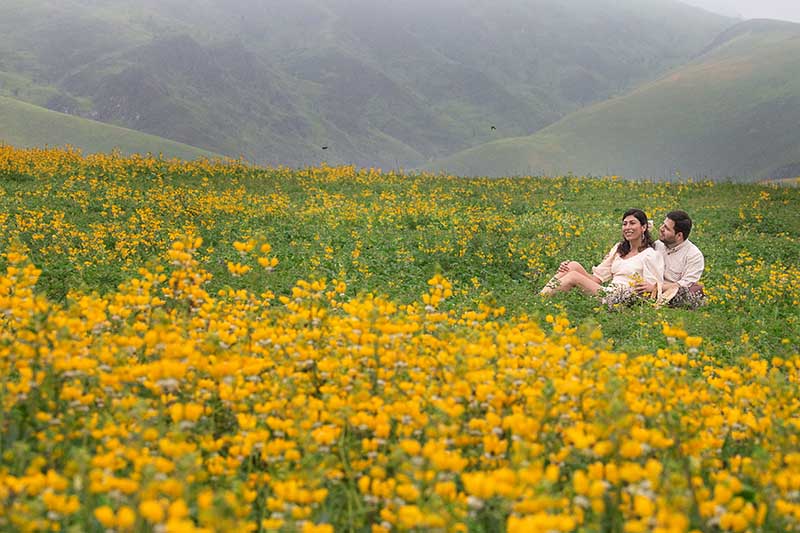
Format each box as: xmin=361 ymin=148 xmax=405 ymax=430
xmin=654 ymin=239 xmax=704 ymax=287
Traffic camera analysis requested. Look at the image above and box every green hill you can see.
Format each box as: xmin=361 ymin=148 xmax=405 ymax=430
xmin=0 ymin=95 xmax=219 ymax=159
xmin=427 ymin=20 xmax=800 ymax=181
xmin=0 ymin=0 xmax=733 ymax=169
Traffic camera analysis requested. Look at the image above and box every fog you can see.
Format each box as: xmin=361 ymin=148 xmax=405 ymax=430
xmin=681 ymin=0 xmax=800 ymax=22
xmin=2 ymin=0 xmax=798 ymax=178
xmin=55 ymin=0 xmax=800 ymax=24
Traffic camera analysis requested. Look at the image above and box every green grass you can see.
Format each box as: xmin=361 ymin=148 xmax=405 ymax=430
xmin=0 ymin=95 xmax=220 ymax=159
xmin=0 ymin=70 xmax=62 ymax=106
xmin=1 ymin=148 xmax=797 ymax=365
xmin=428 ymin=20 xmax=800 ymax=181
xmin=3 ymin=156 xmax=799 ymax=533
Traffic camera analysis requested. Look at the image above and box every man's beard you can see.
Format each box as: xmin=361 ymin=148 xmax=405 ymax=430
xmin=661 ymin=235 xmax=677 ymax=246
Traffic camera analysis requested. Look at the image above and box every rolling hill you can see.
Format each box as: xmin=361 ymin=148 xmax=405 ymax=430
xmin=427 ymin=19 xmax=800 ymax=181
xmin=0 ymin=95 xmax=219 ymax=159
xmin=0 ymin=0 xmax=733 ymax=168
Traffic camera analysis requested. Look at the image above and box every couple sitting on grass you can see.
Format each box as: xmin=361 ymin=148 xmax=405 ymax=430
xmin=541 ymin=208 xmax=705 ymax=309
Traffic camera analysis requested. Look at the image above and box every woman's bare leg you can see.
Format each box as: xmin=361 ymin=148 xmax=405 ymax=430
xmin=557 ymin=261 xmax=591 ymax=278
xmin=541 ymin=261 xmax=597 ymax=295
xmin=542 ymin=270 xmax=602 ymax=296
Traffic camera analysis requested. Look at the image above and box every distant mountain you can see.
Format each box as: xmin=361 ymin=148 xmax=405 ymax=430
xmin=427 ymin=20 xmax=800 ymax=181
xmin=679 ymin=0 xmax=744 ymax=19
xmin=0 ymin=0 xmax=733 ymax=168
xmin=0 ymin=95 xmax=219 ymax=160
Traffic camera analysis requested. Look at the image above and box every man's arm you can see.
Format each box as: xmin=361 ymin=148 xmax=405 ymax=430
xmin=661 ymin=281 xmax=679 ymax=293
xmin=676 ymin=249 xmax=704 ymax=288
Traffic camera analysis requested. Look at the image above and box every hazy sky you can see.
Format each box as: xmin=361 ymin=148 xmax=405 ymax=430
xmin=681 ymin=0 xmax=800 ymax=22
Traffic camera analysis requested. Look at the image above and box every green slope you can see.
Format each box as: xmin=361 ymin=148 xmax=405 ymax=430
xmin=0 ymin=95 xmax=219 ymax=159
xmin=428 ymin=20 xmax=800 ymax=181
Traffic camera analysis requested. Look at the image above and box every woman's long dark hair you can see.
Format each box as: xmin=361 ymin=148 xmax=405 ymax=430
xmin=617 ymin=208 xmax=655 ymax=257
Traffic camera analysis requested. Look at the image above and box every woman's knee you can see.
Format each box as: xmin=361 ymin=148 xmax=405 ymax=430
xmin=557 ymin=261 xmax=583 ymax=277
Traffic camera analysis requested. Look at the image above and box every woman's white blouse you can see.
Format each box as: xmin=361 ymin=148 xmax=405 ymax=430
xmin=591 ymin=244 xmax=664 ymax=288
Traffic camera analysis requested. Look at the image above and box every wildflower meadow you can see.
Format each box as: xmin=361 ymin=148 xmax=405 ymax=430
xmin=1 ymin=145 xmax=798 ymax=532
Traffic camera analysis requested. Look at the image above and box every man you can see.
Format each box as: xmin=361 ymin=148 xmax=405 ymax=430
xmin=635 ymin=210 xmax=705 ymax=305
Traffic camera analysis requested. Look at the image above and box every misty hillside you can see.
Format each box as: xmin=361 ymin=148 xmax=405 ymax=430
xmin=0 ymin=95 xmax=219 ymax=160
xmin=426 ymin=19 xmax=800 ymax=181
xmin=0 ymin=0 xmax=733 ymax=168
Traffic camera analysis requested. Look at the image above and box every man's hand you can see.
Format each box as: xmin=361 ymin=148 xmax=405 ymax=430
xmin=634 ymin=281 xmax=656 ymax=296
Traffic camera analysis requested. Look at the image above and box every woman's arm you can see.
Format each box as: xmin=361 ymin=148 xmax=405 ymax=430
xmin=591 ymin=244 xmax=618 ymax=284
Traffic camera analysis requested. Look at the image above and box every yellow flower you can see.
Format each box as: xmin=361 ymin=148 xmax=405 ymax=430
xmin=302 ymin=523 xmax=334 ymax=533
xmin=633 ymin=494 xmax=655 ymax=518
xmin=400 ymin=439 xmax=422 ymax=456
xmin=227 ymin=261 xmax=251 ymax=276
xmin=398 ymin=505 xmax=425 ymax=529
xmin=139 ymin=500 xmax=165 ymax=523
xmin=233 ymin=240 xmax=256 ymax=254
xmin=258 ymin=256 xmax=279 ymax=269
xmin=620 ymin=440 xmax=643 ymax=459
xmin=117 ymin=506 xmax=136 ymax=529
xmin=94 ymin=506 xmax=115 ymax=528
xmin=685 ymin=336 xmax=702 ymax=348
xmin=573 ymin=470 xmax=589 ymax=495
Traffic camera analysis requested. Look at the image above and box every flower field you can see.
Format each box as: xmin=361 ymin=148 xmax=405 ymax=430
xmin=1 ymin=145 xmax=799 ymax=532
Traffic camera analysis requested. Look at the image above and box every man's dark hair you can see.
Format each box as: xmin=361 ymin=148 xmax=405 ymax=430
xmin=667 ymin=210 xmax=692 ymax=240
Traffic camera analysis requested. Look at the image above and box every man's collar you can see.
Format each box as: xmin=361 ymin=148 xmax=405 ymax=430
xmin=665 ymin=239 xmax=687 ymax=254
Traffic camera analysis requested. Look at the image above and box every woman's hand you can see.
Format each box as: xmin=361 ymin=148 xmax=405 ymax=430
xmin=558 ymin=261 xmax=571 ymax=273
xmin=634 ymin=281 xmax=656 ymax=296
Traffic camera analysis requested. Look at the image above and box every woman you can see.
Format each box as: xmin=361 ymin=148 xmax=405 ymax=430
xmin=540 ymin=208 xmax=663 ymax=298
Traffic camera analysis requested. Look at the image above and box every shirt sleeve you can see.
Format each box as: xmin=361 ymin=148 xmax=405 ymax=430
xmin=642 ymin=248 xmax=665 ymax=286
xmin=677 ymin=247 xmax=704 ymax=287
xmin=591 ymin=244 xmax=618 ymax=283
